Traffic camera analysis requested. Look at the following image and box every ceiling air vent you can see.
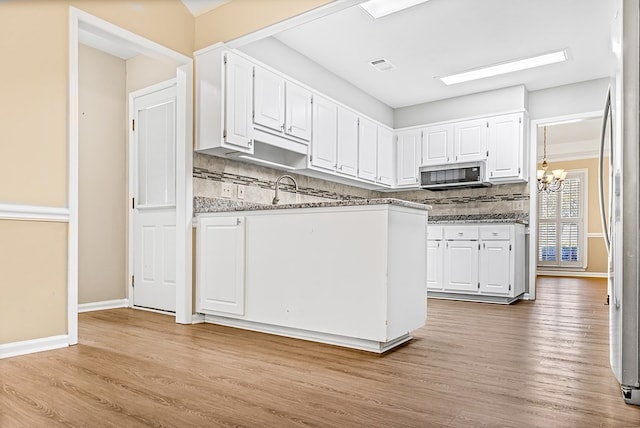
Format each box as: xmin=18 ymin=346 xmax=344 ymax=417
xmin=369 ymin=58 xmax=396 ymax=72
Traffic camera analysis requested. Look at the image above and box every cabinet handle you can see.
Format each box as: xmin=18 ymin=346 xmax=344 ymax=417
xmin=492 ymin=232 xmax=498 ymax=236
xmin=457 ymin=232 xmax=464 ymax=236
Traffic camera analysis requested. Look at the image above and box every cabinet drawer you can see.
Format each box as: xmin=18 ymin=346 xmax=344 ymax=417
xmin=444 ymin=227 xmax=479 ymax=240
xmin=427 ymin=226 xmax=444 ymax=240
xmin=479 ymin=226 xmax=511 ymax=240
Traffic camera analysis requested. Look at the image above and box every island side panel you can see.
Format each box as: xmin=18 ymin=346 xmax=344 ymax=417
xmin=386 ymin=207 xmax=428 ymax=340
xmin=244 ymin=206 xmax=389 ymax=342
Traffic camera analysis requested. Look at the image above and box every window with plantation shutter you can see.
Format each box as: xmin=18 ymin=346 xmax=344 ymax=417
xmin=537 ymin=170 xmax=587 ymax=269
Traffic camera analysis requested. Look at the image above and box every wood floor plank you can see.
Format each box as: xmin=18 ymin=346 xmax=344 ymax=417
xmin=2 ymin=276 xmax=640 ymax=427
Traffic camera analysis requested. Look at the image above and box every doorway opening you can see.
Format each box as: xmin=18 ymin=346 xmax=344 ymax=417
xmin=69 ymin=8 xmax=193 ymax=345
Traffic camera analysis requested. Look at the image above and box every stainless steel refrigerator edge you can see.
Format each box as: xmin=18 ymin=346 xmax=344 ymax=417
xmin=602 ymin=0 xmax=640 ymax=405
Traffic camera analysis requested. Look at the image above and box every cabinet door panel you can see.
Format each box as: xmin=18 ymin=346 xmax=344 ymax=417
xmin=198 ymin=217 xmax=245 ymax=315
xmin=480 ymin=241 xmax=512 ymax=295
xmin=285 ymin=83 xmax=312 ymax=141
xmin=253 ymin=67 xmax=285 ymax=132
xmin=427 ymin=240 xmax=444 ymax=290
xmin=311 ymin=96 xmax=337 ymax=170
xmin=377 ymin=127 xmax=394 ymax=186
xmin=336 ymin=107 xmax=359 ymax=177
xmin=224 ymin=53 xmax=254 ymax=150
xmin=488 ymin=113 xmax=522 ymax=180
xmin=358 ymin=117 xmax=377 ymax=182
xmin=444 ymin=240 xmax=479 ymax=292
xmin=396 ymin=130 xmax=421 ymax=186
xmin=422 ymin=124 xmax=452 ymax=165
xmin=455 ymin=118 xmax=488 ymax=163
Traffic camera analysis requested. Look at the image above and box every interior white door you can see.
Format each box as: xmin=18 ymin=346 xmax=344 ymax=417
xmin=133 ymin=84 xmax=177 ymax=312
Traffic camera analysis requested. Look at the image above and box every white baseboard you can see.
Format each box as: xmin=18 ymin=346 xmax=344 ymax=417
xmin=191 ymin=313 xmax=205 ymax=324
xmin=0 ymin=334 xmax=69 ymax=359
xmin=537 ymin=271 xmax=608 ymax=278
xmin=78 ymin=299 xmax=129 ymax=313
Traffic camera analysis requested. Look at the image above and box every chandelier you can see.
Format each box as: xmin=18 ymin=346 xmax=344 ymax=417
xmin=537 ymin=126 xmax=567 ymax=192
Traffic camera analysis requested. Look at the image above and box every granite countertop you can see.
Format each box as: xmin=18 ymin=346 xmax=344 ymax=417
xmin=428 ymin=214 xmax=528 ymax=225
xmin=194 ymin=196 xmax=431 ymax=214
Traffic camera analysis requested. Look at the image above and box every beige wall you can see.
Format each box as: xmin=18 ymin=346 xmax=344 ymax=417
xmin=78 ymin=44 xmax=127 ymax=305
xmin=194 ymin=0 xmax=333 ymax=50
xmin=537 ymin=157 xmax=609 ymax=273
xmin=0 ymin=221 xmax=68 ymax=343
xmin=126 ymin=55 xmax=182 ymax=94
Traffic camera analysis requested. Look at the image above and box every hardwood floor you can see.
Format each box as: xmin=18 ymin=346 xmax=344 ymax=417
xmin=2 ymin=277 xmax=640 ymax=427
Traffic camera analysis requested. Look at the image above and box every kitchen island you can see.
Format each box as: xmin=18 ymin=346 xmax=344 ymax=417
xmin=196 ymin=198 xmax=430 ymax=353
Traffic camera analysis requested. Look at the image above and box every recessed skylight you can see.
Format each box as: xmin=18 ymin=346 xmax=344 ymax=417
xmin=440 ymin=50 xmax=568 ymax=85
xmin=369 ymin=58 xmax=396 ymax=72
xmin=359 ymin=0 xmax=431 ymax=20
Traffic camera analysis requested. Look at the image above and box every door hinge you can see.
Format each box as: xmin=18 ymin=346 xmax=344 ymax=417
xmin=509 ymin=244 xmax=512 ymax=251
xmin=311 ymin=95 xmax=314 ymax=105
xmin=519 ymin=116 xmax=522 ymax=124
xmin=252 ymin=68 xmax=255 ymax=77
xmin=132 ymin=275 xmax=135 ymax=287
xmin=132 ymin=197 xmax=135 ymax=209
xmin=477 ymin=282 xmax=480 ymax=289
xmin=486 ymin=150 xmax=489 ymax=157
xmin=223 ymin=54 xmax=227 ymax=65
xmin=223 ymin=129 xmax=227 ymax=139
xmin=509 ymin=284 xmax=512 ymax=291
xmin=486 ymin=122 xmax=489 ymax=128
xmin=132 ymin=119 xmax=135 ymax=131
xmin=518 ymin=167 xmax=521 ymax=174
xmin=478 ymin=243 xmax=480 ymax=250
xmin=310 ymin=155 xmax=313 ymax=161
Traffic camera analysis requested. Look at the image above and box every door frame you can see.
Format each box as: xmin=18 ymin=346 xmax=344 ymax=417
xmin=128 ymin=79 xmax=179 ymax=313
xmin=68 ymin=7 xmax=194 ymax=345
xmin=527 ymin=110 xmax=602 ymax=300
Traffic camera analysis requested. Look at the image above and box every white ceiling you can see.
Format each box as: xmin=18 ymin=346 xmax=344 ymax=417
xmin=273 ymin=0 xmax=618 ymax=109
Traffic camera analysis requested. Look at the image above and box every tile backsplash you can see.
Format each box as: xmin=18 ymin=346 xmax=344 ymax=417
xmin=193 ymin=153 xmax=529 ymax=219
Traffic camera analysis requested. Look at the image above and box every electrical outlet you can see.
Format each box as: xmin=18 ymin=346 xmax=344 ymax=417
xmin=513 ymin=200 xmax=524 ymax=211
xmin=221 ymin=183 xmax=235 ymax=199
xmin=237 ymin=185 xmax=246 ymax=200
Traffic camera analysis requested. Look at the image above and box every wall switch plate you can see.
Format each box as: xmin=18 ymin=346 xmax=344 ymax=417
xmin=237 ymin=185 xmax=246 ymax=200
xmin=513 ymin=200 xmax=524 ymax=211
xmin=221 ymin=183 xmax=235 ymax=199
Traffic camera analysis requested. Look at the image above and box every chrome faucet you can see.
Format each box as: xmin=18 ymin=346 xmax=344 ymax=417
xmin=272 ymin=174 xmax=298 ymax=205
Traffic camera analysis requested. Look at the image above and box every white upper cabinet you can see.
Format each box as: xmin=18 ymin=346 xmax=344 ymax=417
xmin=376 ymin=127 xmax=394 ymax=186
xmin=454 ymin=118 xmax=488 ymax=163
xmin=253 ymin=66 xmax=285 ymax=133
xmin=253 ymin=66 xmax=312 ymax=142
xmin=422 ymin=124 xmax=453 ymax=166
xmin=311 ymin=95 xmax=338 ymax=171
xmin=196 ymin=47 xmax=254 ymax=154
xmin=358 ymin=117 xmax=378 ymax=182
xmin=285 ymin=83 xmax=313 ymax=141
xmin=396 ymin=129 xmax=422 ymax=187
xmin=422 ymin=119 xmax=488 ymax=166
xmin=336 ymin=107 xmax=359 ymax=177
xmin=487 ymin=112 xmax=525 ymax=182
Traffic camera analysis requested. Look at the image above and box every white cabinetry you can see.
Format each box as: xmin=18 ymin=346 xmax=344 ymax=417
xmin=454 ymin=118 xmax=488 ymax=163
xmin=358 ymin=117 xmax=378 ymax=182
xmin=421 ymin=119 xmax=487 ymax=166
xmin=376 ymin=127 xmax=394 ymax=186
xmin=196 ymin=48 xmax=254 ymax=153
xmin=428 ymin=223 xmax=525 ymax=304
xmin=253 ymin=67 xmax=312 ymax=141
xmin=311 ymin=95 xmax=338 ymax=171
xmin=422 ymin=124 xmax=452 ymax=165
xmin=426 ymin=226 xmax=444 ymax=291
xmin=396 ymin=129 xmax=421 ymax=186
xmin=336 ymin=107 xmax=359 ymax=177
xmin=197 ymin=216 xmax=246 ymax=315
xmin=443 ymin=227 xmax=480 ymax=293
xmin=487 ymin=113 xmax=526 ymax=182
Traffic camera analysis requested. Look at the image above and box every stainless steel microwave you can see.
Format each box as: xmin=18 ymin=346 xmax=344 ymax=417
xmin=419 ymin=161 xmax=491 ymax=190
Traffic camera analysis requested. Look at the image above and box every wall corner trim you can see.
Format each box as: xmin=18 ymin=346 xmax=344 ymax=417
xmin=191 ymin=313 xmax=205 ymax=324
xmin=78 ymin=299 xmax=129 ymax=313
xmin=0 ymin=203 xmax=70 ymax=222
xmin=0 ymin=335 xmax=69 ymax=360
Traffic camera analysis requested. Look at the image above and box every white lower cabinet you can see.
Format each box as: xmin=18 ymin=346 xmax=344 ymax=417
xmin=428 ymin=223 xmax=525 ymax=303
xmin=197 ymin=216 xmax=246 ymax=315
